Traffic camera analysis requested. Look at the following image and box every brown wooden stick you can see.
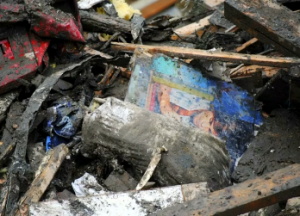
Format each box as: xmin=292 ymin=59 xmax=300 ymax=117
xmin=236 ymin=38 xmax=259 ymax=53
xmin=15 ymin=144 xmax=69 ymax=216
xmin=141 ymin=0 xmax=179 ymax=19
xmin=111 ymin=42 xmax=300 ymax=67
xmin=94 ymin=65 xmax=115 ymax=97
xmin=152 ymin=164 xmax=300 ymax=216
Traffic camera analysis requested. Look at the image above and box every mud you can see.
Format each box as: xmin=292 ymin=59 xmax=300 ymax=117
xmin=233 ymin=109 xmax=300 ymax=183
xmin=104 ymin=76 xmax=129 ymax=100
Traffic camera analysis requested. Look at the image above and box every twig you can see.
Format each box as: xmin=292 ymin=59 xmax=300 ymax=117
xmin=100 ymin=32 xmax=121 ymax=50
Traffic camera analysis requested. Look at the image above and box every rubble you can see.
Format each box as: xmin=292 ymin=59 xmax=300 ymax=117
xmin=152 ymin=164 xmax=300 ymax=216
xmin=16 ymin=144 xmax=69 ymax=216
xmin=125 ymin=51 xmax=263 ymax=171
xmin=72 ymin=172 xmax=107 ymax=197
xmin=224 ymin=0 xmax=300 ymax=57
xmin=0 ymin=0 xmax=300 ymax=215
xmin=81 ymin=97 xmax=231 ymax=189
xmin=29 ymin=182 xmax=209 ymax=216
xmin=104 ymin=170 xmax=138 ymax=192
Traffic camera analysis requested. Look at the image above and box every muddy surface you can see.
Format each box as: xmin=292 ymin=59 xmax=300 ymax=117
xmin=233 ymin=109 xmax=300 ymax=183
xmin=104 ymin=76 xmax=129 ymax=100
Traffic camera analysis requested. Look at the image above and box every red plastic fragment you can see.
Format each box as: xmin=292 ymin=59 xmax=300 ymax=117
xmin=31 ymin=9 xmax=85 ymax=43
xmin=29 ymin=33 xmax=50 ymax=66
xmin=0 ymin=26 xmax=38 ymax=94
xmin=0 ymin=39 xmax=14 ymax=60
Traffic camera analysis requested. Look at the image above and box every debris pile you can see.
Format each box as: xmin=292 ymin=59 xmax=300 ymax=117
xmin=0 ymin=0 xmax=300 ymax=215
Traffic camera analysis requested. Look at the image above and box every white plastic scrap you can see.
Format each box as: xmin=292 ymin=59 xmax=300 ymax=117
xmin=71 ymin=172 xmax=107 ymax=197
xmin=78 ymin=0 xmax=105 ymax=9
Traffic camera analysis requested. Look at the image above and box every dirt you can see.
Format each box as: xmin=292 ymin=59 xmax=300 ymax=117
xmin=69 ymin=199 xmax=94 ymax=216
xmin=232 ymin=109 xmax=300 ymax=183
xmin=104 ymin=76 xmax=129 ymax=100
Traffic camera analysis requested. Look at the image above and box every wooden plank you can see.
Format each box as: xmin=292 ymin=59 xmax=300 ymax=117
xmin=29 ymin=183 xmax=209 ymax=216
xmin=224 ymin=0 xmax=300 ymax=57
xmin=15 ymin=144 xmax=69 ymax=216
xmin=111 ymin=42 xmax=300 ymax=67
xmin=152 ymin=164 xmax=300 ymax=216
xmin=140 ymin=0 xmax=179 ymax=19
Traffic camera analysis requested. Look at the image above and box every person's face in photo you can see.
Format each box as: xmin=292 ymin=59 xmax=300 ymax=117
xmin=193 ymin=111 xmax=217 ymax=136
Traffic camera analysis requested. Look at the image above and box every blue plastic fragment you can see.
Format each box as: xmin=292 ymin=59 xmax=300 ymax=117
xmin=44 ymin=98 xmax=82 ymax=150
xmin=46 ymin=136 xmax=51 ymax=152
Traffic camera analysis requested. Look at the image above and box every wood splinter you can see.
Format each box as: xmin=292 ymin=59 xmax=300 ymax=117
xmin=136 ymin=146 xmax=167 ymax=191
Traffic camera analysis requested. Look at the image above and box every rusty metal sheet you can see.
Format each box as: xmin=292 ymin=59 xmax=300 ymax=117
xmin=224 ymin=0 xmax=300 ymax=57
xmin=152 ymin=164 xmax=300 ymax=216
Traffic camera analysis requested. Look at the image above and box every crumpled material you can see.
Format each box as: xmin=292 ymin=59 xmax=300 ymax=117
xmin=44 ymin=97 xmax=83 ymax=150
xmin=71 ymin=173 xmax=108 ymax=197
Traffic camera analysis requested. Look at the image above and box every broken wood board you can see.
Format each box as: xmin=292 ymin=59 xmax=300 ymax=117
xmin=140 ymin=0 xmax=178 ymax=19
xmin=171 ymin=14 xmax=213 ymax=40
xmin=152 ymin=163 xmax=300 ymax=216
xmin=230 ymin=65 xmax=284 ymax=78
xmin=16 ymin=144 xmax=69 ymax=216
xmin=111 ymin=42 xmax=300 ymax=67
xmin=224 ymin=0 xmax=300 ymax=57
xmin=29 ymin=183 xmax=209 ymax=216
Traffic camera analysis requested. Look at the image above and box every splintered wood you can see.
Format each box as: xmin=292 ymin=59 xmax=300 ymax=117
xmin=136 ymin=147 xmax=164 ymax=191
xmin=152 ymin=164 xmax=300 ymax=216
xmin=111 ymin=42 xmax=300 ymax=67
xmin=16 ymin=144 xmax=69 ymax=216
xmin=224 ymin=0 xmax=300 ymax=57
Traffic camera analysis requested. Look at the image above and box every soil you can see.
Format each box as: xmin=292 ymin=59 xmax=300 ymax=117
xmin=233 ymin=109 xmax=300 ymax=183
